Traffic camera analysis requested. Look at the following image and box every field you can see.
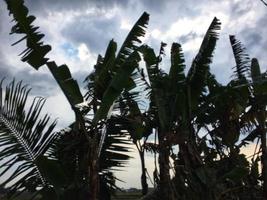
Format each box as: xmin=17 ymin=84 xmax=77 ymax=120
xmin=111 ymin=191 xmax=142 ymax=200
xmin=0 ymin=191 xmax=142 ymax=200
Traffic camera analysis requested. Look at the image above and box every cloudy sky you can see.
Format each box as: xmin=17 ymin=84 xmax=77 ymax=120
xmin=0 ymin=0 xmax=266 ymax=189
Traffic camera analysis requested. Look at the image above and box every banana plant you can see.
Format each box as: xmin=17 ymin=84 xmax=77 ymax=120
xmin=194 ymin=36 xmax=265 ymax=199
xmin=136 ymin=17 xmax=221 ymax=200
xmin=132 ymin=17 xmax=222 ymax=200
xmin=5 ymin=0 xmax=150 ymax=199
xmin=117 ymin=91 xmax=154 ymax=195
xmin=240 ymin=57 xmax=267 ymax=198
xmin=52 ymin=116 xmax=132 ymax=200
xmin=82 ymin=11 xmax=149 ymax=199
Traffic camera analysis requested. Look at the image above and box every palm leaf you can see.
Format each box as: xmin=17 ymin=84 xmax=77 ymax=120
xmin=140 ymin=45 xmax=164 ymax=129
xmin=86 ymin=12 xmax=149 ymax=125
xmin=55 ymin=117 xmax=131 ymax=197
xmin=100 ymin=116 xmax=132 ymax=171
xmin=0 ymin=80 xmax=57 ymax=198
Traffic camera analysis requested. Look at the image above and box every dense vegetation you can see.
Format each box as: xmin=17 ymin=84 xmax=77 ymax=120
xmin=0 ymin=0 xmax=265 ymax=199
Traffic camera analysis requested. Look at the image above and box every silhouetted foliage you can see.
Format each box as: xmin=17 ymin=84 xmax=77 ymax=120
xmin=1 ymin=1 xmax=265 ymax=200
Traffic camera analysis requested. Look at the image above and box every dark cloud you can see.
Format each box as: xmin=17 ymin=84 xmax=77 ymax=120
xmin=0 ymin=63 xmax=12 ymax=80
xmin=16 ymin=70 xmax=59 ymax=97
xmin=139 ymin=0 xmax=167 ymax=12
xmin=179 ymin=32 xmax=199 ymax=44
xmin=243 ymin=32 xmax=263 ymax=50
xmin=230 ymin=2 xmax=251 ymax=17
xmin=0 ymin=62 xmax=57 ymax=98
xmin=62 ymin=15 xmax=123 ymax=54
xmin=24 ymin=0 xmax=131 ymax=16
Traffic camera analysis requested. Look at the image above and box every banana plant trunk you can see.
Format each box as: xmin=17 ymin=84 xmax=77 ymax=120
xmin=138 ymin=149 xmax=148 ymax=195
xmin=89 ymin=144 xmax=99 ymax=200
xmin=261 ymin=126 xmax=267 ymax=198
xmin=258 ymin=110 xmax=267 ymax=199
xmin=158 ymin=131 xmax=173 ymax=200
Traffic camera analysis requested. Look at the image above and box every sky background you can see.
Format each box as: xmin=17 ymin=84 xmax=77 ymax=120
xmin=0 ymin=0 xmax=266 ymax=189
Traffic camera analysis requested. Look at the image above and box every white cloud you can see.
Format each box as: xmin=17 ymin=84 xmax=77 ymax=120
xmin=44 ymin=92 xmax=75 ymax=129
xmin=78 ymin=43 xmax=92 ymax=61
xmin=114 ymin=145 xmax=156 ymax=189
xmin=150 ymin=29 xmax=162 ymax=39
xmin=120 ymin=19 xmax=132 ymax=30
xmin=183 ymin=36 xmax=203 ymax=52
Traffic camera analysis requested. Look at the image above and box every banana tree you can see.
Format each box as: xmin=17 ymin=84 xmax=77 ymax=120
xmin=238 ymin=57 xmax=267 ymax=198
xmin=118 ymin=91 xmax=154 ymax=195
xmin=229 ymin=36 xmax=266 ymax=198
xmin=193 ymin=36 xmax=265 ymax=199
xmin=135 ymin=17 xmax=221 ymax=200
xmin=249 ymin=58 xmax=267 ymax=198
xmin=4 ymin=0 xmax=149 ymax=199
xmin=83 ymin=12 xmax=149 ymax=199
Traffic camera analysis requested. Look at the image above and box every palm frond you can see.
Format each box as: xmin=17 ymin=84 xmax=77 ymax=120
xmin=54 ymin=117 xmax=131 ymax=197
xmin=0 ymin=80 xmax=57 ymax=197
xmin=229 ymin=35 xmax=250 ymax=81
xmin=100 ymin=116 xmax=132 ymax=171
xmin=187 ymin=17 xmax=221 ymax=99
